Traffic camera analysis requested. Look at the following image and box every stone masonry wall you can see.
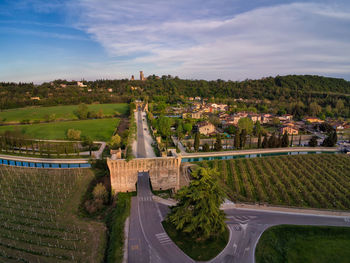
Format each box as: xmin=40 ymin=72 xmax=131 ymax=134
xmin=107 ymin=156 xmax=182 ymax=193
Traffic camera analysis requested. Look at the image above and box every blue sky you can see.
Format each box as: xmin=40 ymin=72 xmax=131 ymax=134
xmin=1 ymin=0 xmax=350 ymax=83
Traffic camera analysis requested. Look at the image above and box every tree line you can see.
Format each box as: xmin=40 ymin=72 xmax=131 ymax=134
xmin=1 ymin=75 xmax=350 ymax=118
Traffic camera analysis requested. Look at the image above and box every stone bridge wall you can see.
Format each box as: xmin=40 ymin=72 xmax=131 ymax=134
xmin=107 ymin=156 xmax=183 ymax=193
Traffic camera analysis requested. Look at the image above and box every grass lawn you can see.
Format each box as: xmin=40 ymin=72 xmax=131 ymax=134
xmin=0 ymin=103 xmax=129 ymax=123
xmin=256 ymin=225 xmax=350 ymax=263
xmin=105 ymin=193 xmax=133 ymax=263
xmin=0 ymin=118 xmax=120 ymax=141
xmin=162 ymin=220 xmax=229 ymax=261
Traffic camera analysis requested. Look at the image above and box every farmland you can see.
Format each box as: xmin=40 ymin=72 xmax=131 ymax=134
xmin=0 ymin=166 xmax=105 ymax=262
xmin=0 ymin=118 xmax=120 ymax=141
xmin=0 ymin=103 xmax=129 ymax=124
xmin=201 ymin=154 xmax=350 ymax=210
xmin=255 ymin=225 xmax=350 ymax=263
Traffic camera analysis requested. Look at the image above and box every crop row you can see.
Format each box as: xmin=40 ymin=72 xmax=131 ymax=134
xmin=0 ymin=166 xmax=94 ymax=262
xmin=206 ymin=154 xmax=350 ymax=210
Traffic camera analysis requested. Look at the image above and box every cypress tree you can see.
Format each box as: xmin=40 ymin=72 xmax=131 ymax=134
xmin=194 ymin=132 xmax=200 ymax=152
xmin=214 ymin=134 xmax=222 ymax=151
xmin=240 ymin=129 xmax=247 ymax=148
xmin=234 ymin=129 xmax=240 ymax=149
xmin=257 ymin=132 xmax=262 ymax=148
xmin=262 ymin=135 xmax=268 ymax=148
xmin=281 ymin=132 xmax=289 ymax=147
xmin=308 ymin=136 xmax=318 ymax=147
xmin=268 ymin=133 xmax=276 ymax=148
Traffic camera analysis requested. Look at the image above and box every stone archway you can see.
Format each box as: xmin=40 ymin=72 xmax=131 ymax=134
xmin=107 ymin=156 xmax=183 ymax=193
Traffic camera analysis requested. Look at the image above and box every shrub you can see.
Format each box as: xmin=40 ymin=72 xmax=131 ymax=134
xmin=93 ymin=183 xmax=108 ymax=203
xmin=109 ymin=134 xmax=121 ymax=149
xmin=67 ymin=129 xmax=81 ymax=140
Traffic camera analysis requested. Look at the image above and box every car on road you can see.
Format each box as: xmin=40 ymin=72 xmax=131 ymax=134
xmin=144 ymin=128 xmax=147 ymax=130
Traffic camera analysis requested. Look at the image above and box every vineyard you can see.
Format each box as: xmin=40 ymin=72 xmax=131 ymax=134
xmin=0 ymin=166 xmax=105 ymax=262
xmin=202 ymin=154 xmax=350 ymax=210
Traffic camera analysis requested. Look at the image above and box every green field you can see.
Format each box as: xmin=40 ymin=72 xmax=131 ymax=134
xmin=0 ymin=118 xmax=120 ymax=141
xmin=256 ymin=225 xmax=350 ymax=263
xmin=201 ymin=154 xmax=350 ymax=210
xmin=0 ymin=103 xmax=129 ymax=123
xmin=0 ymin=166 xmax=106 ymax=262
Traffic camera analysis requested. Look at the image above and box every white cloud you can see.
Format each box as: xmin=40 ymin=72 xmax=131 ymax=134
xmin=71 ymin=0 xmax=350 ymax=80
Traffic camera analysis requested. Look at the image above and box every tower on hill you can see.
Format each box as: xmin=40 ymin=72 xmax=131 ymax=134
xmin=140 ymin=71 xmax=146 ymax=81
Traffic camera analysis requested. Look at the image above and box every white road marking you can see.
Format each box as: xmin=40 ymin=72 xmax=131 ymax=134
xmin=155 ymin=233 xmax=172 ymax=245
xmin=345 ymin=217 xmax=350 ymax=223
xmin=232 ymin=243 xmax=237 ymax=255
xmin=243 ymin=247 xmax=250 ymax=255
xmin=139 ymin=196 xmax=152 ymax=202
xmin=227 ymin=216 xmax=250 ymax=224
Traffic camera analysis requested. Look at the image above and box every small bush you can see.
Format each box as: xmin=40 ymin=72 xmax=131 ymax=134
xmin=93 ymin=183 xmax=108 ymax=203
xmin=67 ymin=129 xmax=81 ymax=140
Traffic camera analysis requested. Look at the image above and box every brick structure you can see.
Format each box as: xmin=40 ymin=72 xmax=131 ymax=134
xmin=107 ymin=156 xmax=185 ymax=193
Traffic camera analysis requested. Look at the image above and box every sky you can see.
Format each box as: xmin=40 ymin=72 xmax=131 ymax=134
xmin=1 ymin=0 xmax=350 ymax=83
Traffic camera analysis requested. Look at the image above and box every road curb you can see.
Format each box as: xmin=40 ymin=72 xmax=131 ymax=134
xmin=235 ymin=204 xmax=350 ymax=217
xmin=122 ymin=217 xmax=129 ymax=263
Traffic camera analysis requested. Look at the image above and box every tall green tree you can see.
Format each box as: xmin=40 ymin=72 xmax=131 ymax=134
xmin=167 ymin=167 xmax=226 ymax=240
xmin=183 ymin=123 xmax=193 ymax=135
xmin=309 ymin=102 xmax=322 ymax=116
xmin=238 ymin=117 xmax=254 ymax=135
xmin=203 ymin=143 xmax=210 ymax=152
xmin=76 ymin=103 xmax=89 ymax=119
xmin=240 ymin=129 xmax=247 ymax=148
xmin=262 ymin=135 xmax=268 ymax=148
xmin=257 ymin=132 xmax=262 ymax=148
xmin=234 ymin=129 xmax=240 ymax=149
xmin=194 ymin=132 xmax=200 ymax=152
xmin=158 ymin=116 xmax=173 ymax=150
xmin=176 ymin=123 xmax=184 ymax=140
xmin=281 ymin=132 xmax=289 ymax=147
xmin=268 ymin=133 xmax=278 ymax=148
xmin=308 ymin=136 xmax=318 ymax=147
xmin=253 ymin=120 xmax=262 ymax=136
xmin=214 ymin=134 xmax=222 ymax=151
xmin=322 ymin=130 xmax=337 ymax=147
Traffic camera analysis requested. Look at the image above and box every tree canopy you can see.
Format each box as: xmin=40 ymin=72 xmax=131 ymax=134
xmin=167 ymin=167 xmax=226 ymax=240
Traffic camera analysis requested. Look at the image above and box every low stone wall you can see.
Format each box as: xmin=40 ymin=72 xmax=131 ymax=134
xmin=183 ymin=134 xmax=314 ymax=148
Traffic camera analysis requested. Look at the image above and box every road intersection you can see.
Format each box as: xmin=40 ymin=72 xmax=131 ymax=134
xmin=127 ymin=109 xmax=350 ymax=263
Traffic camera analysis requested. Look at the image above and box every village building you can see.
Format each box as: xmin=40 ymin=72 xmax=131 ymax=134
xmin=261 ymin=113 xmax=273 ymax=124
xmin=280 ymin=123 xmax=299 ymax=135
xmin=191 ymin=111 xmax=203 ymax=119
xmin=305 ymin=117 xmax=324 ymax=123
xmin=196 ymin=121 xmax=216 ymax=135
xmin=77 ymin=81 xmax=87 ymax=87
xmin=248 ymin=113 xmax=262 ymax=123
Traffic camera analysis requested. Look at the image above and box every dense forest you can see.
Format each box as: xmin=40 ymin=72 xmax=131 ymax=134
xmin=1 ymin=75 xmax=349 ymax=118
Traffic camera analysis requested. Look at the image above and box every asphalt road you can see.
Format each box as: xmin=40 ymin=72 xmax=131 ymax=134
xmin=130 ymin=192 xmax=350 ymax=263
xmin=210 ymin=209 xmax=350 ymax=263
xmin=136 ymin=110 xmax=147 ymax=158
xmin=128 ymin=172 xmax=194 ymax=263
